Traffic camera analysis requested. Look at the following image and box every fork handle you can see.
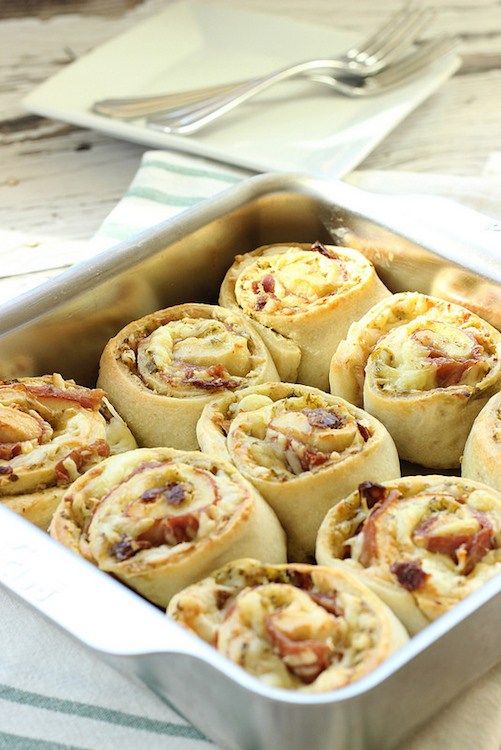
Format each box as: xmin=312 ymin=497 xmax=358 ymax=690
xmin=92 ymin=80 xmax=255 ymax=119
xmin=147 ymin=59 xmax=347 ymax=134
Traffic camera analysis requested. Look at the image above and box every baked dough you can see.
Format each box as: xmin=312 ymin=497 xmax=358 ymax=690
xmin=0 ymin=374 xmax=136 ymax=529
xmin=316 ymin=475 xmax=501 ymax=633
xmin=98 ymin=303 xmax=278 ymax=450
xmin=462 ymin=391 xmax=501 ymax=492
xmin=330 ymin=293 xmax=501 ymax=468
xmin=197 ymin=382 xmax=400 ymax=561
xmin=219 ymin=242 xmax=389 ymax=390
xmin=168 ymin=558 xmax=408 ymax=692
xmin=50 ymin=448 xmax=286 ymax=607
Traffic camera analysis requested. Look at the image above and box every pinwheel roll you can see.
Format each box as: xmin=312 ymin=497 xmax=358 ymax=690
xmin=197 ymin=383 xmax=400 ymax=561
xmin=50 ymin=448 xmax=286 ymax=606
xmin=462 ymin=392 xmax=501 ymax=492
xmin=98 ymin=304 xmax=278 ymax=451
xmin=0 ymin=375 xmax=136 ymax=529
xmin=329 ymin=293 xmax=501 ymax=468
xmin=316 ymin=476 xmax=501 ymax=633
xmin=219 ymin=242 xmax=389 ymax=390
xmin=168 ymin=558 xmax=408 ymax=692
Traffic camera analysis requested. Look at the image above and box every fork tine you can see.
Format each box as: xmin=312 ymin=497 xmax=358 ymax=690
xmin=364 ymin=8 xmax=435 ymax=63
xmin=348 ymin=5 xmax=421 ymax=59
xmin=374 ymin=37 xmax=458 ymax=88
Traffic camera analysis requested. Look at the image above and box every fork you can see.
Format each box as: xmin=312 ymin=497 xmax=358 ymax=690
xmin=147 ymin=38 xmax=458 ymax=135
xmin=93 ymin=5 xmax=433 ymax=120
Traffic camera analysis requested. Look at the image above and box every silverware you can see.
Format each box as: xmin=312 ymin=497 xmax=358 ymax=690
xmin=147 ymin=38 xmax=458 ymax=135
xmin=93 ymin=5 xmax=433 ymax=120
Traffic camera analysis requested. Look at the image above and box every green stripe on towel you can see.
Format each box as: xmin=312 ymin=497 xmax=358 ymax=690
xmin=0 ymin=732 xmax=82 ymax=750
xmin=127 ymin=187 xmax=205 ymax=207
xmin=0 ymin=685 xmax=206 ymax=741
xmin=142 ymin=158 xmax=242 ymax=184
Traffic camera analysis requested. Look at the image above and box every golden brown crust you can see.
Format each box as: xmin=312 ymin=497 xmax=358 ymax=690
xmin=316 ymin=475 xmax=501 ymax=633
xmin=50 ymin=448 xmax=287 ymax=607
xmin=197 ymin=382 xmax=400 ymax=561
xmin=219 ymin=242 xmax=389 ymax=390
xmin=98 ymin=303 xmax=279 ymax=450
xmin=0 ymin=374 xmax=136 ymax=529
xmin=462 ymin=391 xmax=501 ymax=492
xmin=168 ymin=558 xmax=408 ymax=692
xmin=330 ymin=293 xmax=501 ymax=468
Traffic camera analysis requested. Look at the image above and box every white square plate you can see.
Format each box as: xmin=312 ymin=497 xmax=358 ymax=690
xmin=23 ymin=0 xmax=460 ymax=178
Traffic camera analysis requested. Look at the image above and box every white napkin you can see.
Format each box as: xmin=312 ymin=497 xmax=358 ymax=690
xmin=0 ymin=150 xmax=500 ymax=750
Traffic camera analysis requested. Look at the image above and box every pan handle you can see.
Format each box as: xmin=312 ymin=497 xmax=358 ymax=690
xmin=0 ymin=505 xmax=213 ymax=661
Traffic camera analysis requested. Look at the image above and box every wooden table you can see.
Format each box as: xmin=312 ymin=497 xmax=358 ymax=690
xmin=1 ymin=0 xmax=500 ymax=242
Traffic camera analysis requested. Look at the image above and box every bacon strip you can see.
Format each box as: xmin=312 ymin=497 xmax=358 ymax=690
xmin=390 ymin=560 xmax=428 ymax=591
xmin=358 ymin=482 xmax=388 ymax=509
xmin=23 ymin=383 xmax=105 ymax=410
xmin=359 ymin=489 xmax=402 ymax=567
xmin=303 ymin=408 xmax=343 ymax=429
xmin=265 ymin=614 xmax=333 ymax=684
xmin=434 ymin=359 xmax=476 ymax=388
xmin=309 ymin=241 xmax=334 ymax=259
xmin=55 ymin=439 xmax=110 ymax=484
xmin=298 ymin=447 xmax=330 ymax=472
xmin=356 ymin=423 xmax=371 ymax=442
xmin=136 ymin=512 xmax=200 ymax=548
xmin=414 ymin=511 xmax=494 ymax=575
xmin=0 ymin=442 xmax=22 ymax=460
xmin=308 ymin=592 xmax=341 ymax=616
xmin=141 ymin=483 xmax=186 ymax=505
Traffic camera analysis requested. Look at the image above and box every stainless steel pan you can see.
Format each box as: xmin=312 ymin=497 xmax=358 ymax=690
xmin=0 ymin=174 xmax=499 ymax=750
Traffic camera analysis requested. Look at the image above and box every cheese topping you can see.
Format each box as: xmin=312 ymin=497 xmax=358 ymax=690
xmin=234 ymin=245 xmax=364 ymax=317
xmin=226 ymin=394 xmax=371 ymax=481
xmin=120 ymin=314 xmax=265 ymax=398
xmin=0 ymin=376 xmax=121 ymax=498
xmin=331 ymin=479 xmax=501 ymax=621
xmin=371 ymin=319 xmax=495 ymax=393
xmin=64 ymin=450 xmax=251 ymax=567
xmin=168 ymin=560 xmax=394 ymax=693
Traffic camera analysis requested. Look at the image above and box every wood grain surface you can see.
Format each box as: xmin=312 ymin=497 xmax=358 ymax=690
xmin=1 ymin=0 xmax=500 ymax=240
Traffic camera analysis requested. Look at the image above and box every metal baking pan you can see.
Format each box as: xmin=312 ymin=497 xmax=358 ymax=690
xmin=0 ymin=173 xmax=499 ymax=750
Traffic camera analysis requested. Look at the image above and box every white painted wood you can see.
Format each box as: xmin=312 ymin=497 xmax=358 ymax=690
xmin=1 ymin=0 xmax=500 ymax=240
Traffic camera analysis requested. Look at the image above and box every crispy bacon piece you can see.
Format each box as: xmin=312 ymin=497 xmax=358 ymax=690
xmin=308 ymin=592 xmax=341 ymax=616
xmin=356 ymin=423 xmax=371 ymax=442
xmin=298 ymin=448 xmax=330 ymax=472
xmin=414 ymin=511 xmax=494 ymax=575
xmin=23 ymin=383 xmax=105 ymax=410
xmin=255 ymin=296 xmax=267 ymax=311
xmin=266 ymin=614 xmax=333 ymax=684
xmin=434 ymin=359 xmax=475 ymax=388
xmin=303 ymin=408 xmax=343 ymax=430
xmin=141 ymin=483 xmax=186 ymax=505
xmin=262 ymin=274 xmax=275 ymax=293
xmin=411 ymin=329 xmax=480 ymax=387
xmin=358 ymin=482 xmax=388 ymax=509
xmin=0 ymin=442 xmax=22 ymax=460
xmin=390 ymin=560 xmax=428 ymax=591
xmin=185 ymin=363 xmax=239 ymax=391
xmin=137 ymin=512 xmax=200 ymax=548
xmin=287 ymin=570 xmax=313 ymax=590
xmin=359 ymin=488 xmax=401 ymax=567
xmin=309 ymin=241 xmax=334 ymax=259
xmin=215 ymin=588 xmax=233 ymax=610
xmin=110 ymin=535 xmax=152 ymax=562
xmin=55 ymin=439 xmax=110 ymax=484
